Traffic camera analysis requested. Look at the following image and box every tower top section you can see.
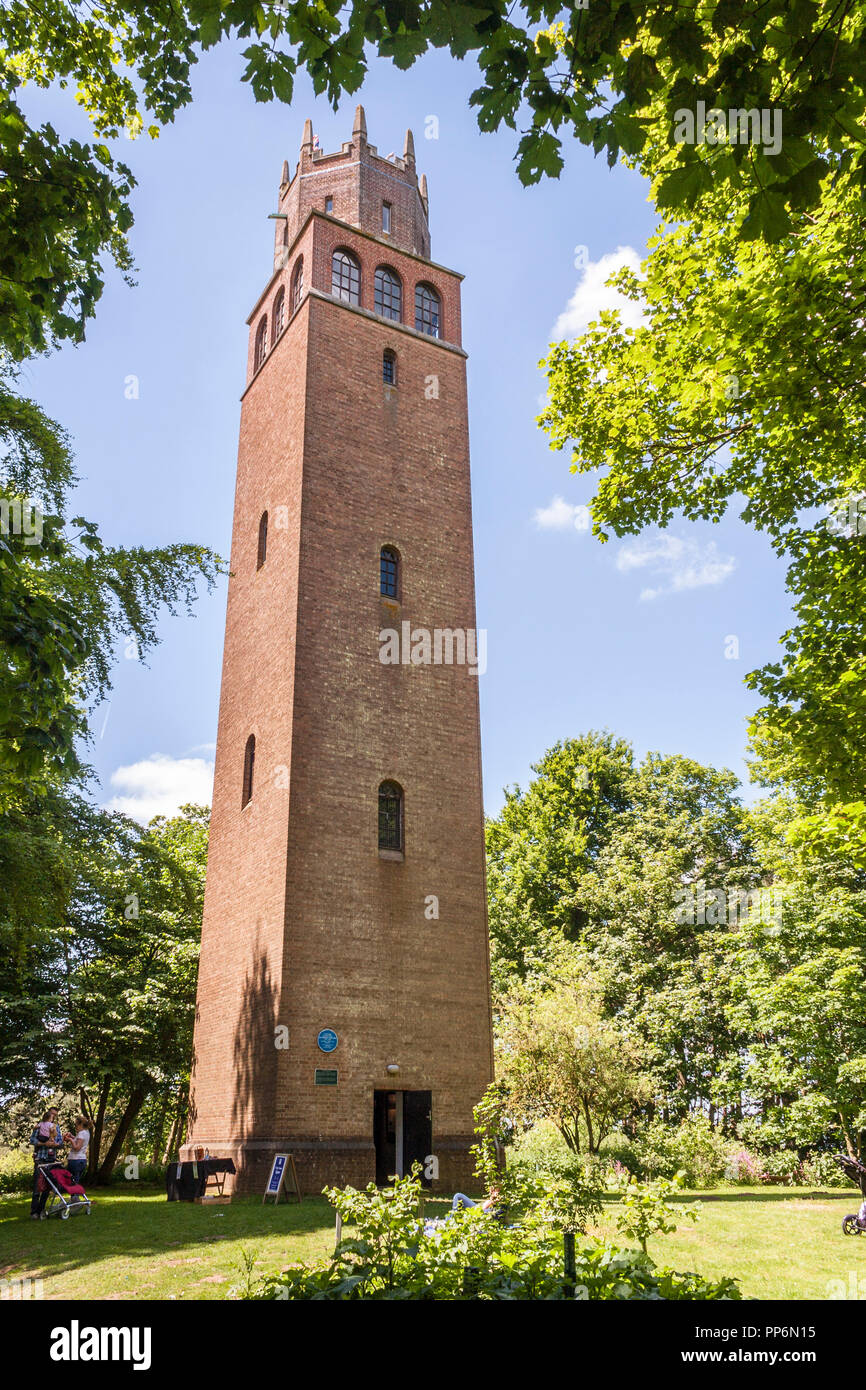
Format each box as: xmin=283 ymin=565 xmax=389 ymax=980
xmin=275 ymin=107 xmax=431 ymax=262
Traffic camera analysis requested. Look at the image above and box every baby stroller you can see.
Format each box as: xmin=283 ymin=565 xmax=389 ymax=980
xmin=37 ymin=1164 xmax=92 ymax=1220
xmin=833 ymin=1154 xmax=866 ymax=1236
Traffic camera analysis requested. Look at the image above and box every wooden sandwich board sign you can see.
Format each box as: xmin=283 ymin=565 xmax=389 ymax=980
xmin=263 ymin=1153 xmax=302 ymax=1205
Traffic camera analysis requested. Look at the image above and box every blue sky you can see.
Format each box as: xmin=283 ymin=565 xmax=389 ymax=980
xmin=19 ymin=43 xmax=791 ymax=821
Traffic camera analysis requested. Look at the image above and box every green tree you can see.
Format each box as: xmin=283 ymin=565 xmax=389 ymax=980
xmin=539 ymin=170 xmax=866 ymax=862
xmin=4 ymin=1 xmax=866 ymax=359
xmin=486 ymin=734 xmax=755 ymax=1124
xmin=485 ymin=731 xmax=634 ymax=990
xmin=723 ymin=796 xmax=866 ymax=1161
xmin=0 ymin=798 xmax=209 ymax=1181
xmin=496 ymin=972 xmax=650 ymax=1155
xmin=616 ymin=1175 xmax=700 ymax=1255
xmin=62 ymin=804 xmax=208 ymax=1182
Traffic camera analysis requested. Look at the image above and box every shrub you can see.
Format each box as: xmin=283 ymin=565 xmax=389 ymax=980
xmin=598 ymin=1131 xmax=643 ymax=1178
xmin=510 ymin=1121 xmax=605 ymax=1229
xmin=105 ymin=1160 xmax=166 ymax=1186
xmin=0 ymin=1149 xmax=33 ymax=1194
xmin=615 ymin=1175 xmax=701 ymax=1254
xmin=633 ymin=1114 xmax=730 ymax=1187
xmin=760 ymin=1149 xmax=803 ymax=1185
xmin=800 ymin=1152 xmax=849 ymax=1189
xmin=234 ymin=1168 xmax=740 ymax=1301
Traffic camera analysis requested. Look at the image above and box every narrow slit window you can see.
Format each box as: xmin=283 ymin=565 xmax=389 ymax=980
xmin=272 ymin=288 xmax=285 ymax=340
xmin=257 ymin=511 xmax=268 ymax=570
xmin=254 ymin=316 xmax=268 ymax=370
xmin=380 ymin=545 xmax=399 ymax=598
xmin=378 ymin=781 xmax=403 ymax=851
xmin=291 ymin=257 xmax=304 ymax=313
xmin=383 ymin=349 xmax=396 ymax=385
xmin=242 ymin=735 xmax=256 ymax=808
xmin=382 ymin=202 xmax=391 ymax=234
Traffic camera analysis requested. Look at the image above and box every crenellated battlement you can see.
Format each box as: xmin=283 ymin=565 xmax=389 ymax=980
xmin=273 ymin=106 xmax=431 ymax=266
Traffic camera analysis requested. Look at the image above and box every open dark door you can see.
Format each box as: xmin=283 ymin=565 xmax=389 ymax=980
xmin=403 ymin=1090 xmax=433 ymax=1188
xmin=374 ymin=1090 xmax=397 ymax=1186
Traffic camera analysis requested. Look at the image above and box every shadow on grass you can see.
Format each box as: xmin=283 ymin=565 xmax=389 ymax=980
xmin=0 ymin=1188 xmax=336 ymax=1282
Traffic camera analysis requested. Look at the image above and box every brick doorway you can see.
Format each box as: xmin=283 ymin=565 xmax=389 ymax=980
xmin=373 ymin=1089 xmax=432 ymax=1187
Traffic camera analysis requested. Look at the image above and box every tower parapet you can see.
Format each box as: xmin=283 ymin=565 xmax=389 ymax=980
xmin=274 ymin=105 xmax=431 ymax=264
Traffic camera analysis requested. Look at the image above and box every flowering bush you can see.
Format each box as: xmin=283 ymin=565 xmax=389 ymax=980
xmin=724 ymin=1148 xmax=766 ymax=1185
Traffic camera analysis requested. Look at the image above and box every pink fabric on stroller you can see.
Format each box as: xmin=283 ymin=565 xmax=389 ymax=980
xmin=48 ymin=1168 xmax=86 ymax=1196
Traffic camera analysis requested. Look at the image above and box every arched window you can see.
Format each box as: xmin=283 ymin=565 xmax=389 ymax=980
xmin=378 ymin=780 xmax=403 ymax=851
xmin=380 ymin=545 xmax=399 ymax=598
xmin=257 ymin=511 xmax=268 ymax=570
xmin=415 ymin=283 xmax=441 ymax=338
xmin=332 ymin=248 xmax=360 ymax=305
xmin=383 ymin=349 xmax=396 ymax=385
xmin=242 ymin=735 xmax=256 ymax=808
xmin=272 ymin=288 xmax=285 ymax=340
xmin=374 ymin=266 xmax=402 ymax=322
xmin=291 ymin=257 xmax=304 ymax=313
xmin=254 ymin=316 xmax=268 ymax=371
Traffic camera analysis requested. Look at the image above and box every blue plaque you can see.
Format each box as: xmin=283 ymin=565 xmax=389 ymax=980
xmin=317 ymin=1028 xmax=338 ymax=1053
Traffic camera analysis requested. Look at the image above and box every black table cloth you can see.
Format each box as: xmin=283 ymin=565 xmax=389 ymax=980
xmin=165 ymin=1157 xmax=236 ymax=1201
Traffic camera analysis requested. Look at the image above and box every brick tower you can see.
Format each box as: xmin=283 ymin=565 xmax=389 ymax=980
xmin=184 ymin=109 xmax=493 ymax=1194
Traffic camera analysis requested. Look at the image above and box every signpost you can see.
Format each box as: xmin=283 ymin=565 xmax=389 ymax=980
xmin=262 ymin=1153 xmax=302 ymax=1205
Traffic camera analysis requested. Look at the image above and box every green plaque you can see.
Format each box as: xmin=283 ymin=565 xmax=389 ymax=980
xmin=315 ymin=1068 xmax=338 ymax=1086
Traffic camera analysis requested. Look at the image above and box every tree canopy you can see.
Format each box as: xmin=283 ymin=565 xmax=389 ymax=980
xmin=487 ymin=735 xmax=866 ymax=1159
xmin=4 ymin=1 xmax=866 ymax=356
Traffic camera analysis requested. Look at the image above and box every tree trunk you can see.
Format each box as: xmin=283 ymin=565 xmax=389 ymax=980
xmin=163 ymin=1087 xmax=187 ymax=1163
xmin=90 ymin=1078 xmax=111 ymax=1177
xmin=94 ymin=1085 xmax=148 ymax=1185
xmin=582 ymin=1100 xmax=595 ymax=1155
xmin=150 ymin=1092 xmax=170 ymax=1166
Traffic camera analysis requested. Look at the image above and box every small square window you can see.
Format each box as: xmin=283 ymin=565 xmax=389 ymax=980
xmin=325 ymin=196 xmax=334 ymax=214
xmin=382 ymin=202 xmax=391 ymax=234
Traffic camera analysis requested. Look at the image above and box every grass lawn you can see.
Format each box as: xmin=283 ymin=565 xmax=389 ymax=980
xmin=1 ymin=1184 xmax=865 ymax=1300
xmin=594 ymin=1187 xmax=866 ymax=1300
xmin=0 ymin=1189 xmax=339 ymax=1301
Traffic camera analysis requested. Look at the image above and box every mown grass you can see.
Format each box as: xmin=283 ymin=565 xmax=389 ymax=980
xmin=1 ymin=1184 xmax=864 ymax=1300
xmin=593 ymin=1186 xmax=866 ymax=1300
xmin=0 ymin=1189 xmax=337 ymax=1301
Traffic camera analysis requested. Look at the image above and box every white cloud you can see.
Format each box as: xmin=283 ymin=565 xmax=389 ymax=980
xmin=105 ymin=752 xmax=215 ymax=823
xmin=553 ymin=246 xmax=645 ymax=340
xmin=534 ymin=496 xmax=591 ymax=532
xmin=615 ymin=534 xmax=736 ymax=601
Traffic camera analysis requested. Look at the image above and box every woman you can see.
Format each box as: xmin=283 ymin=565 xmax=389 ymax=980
xmin=64 ymin=1115 xmax=90 ymax=1191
